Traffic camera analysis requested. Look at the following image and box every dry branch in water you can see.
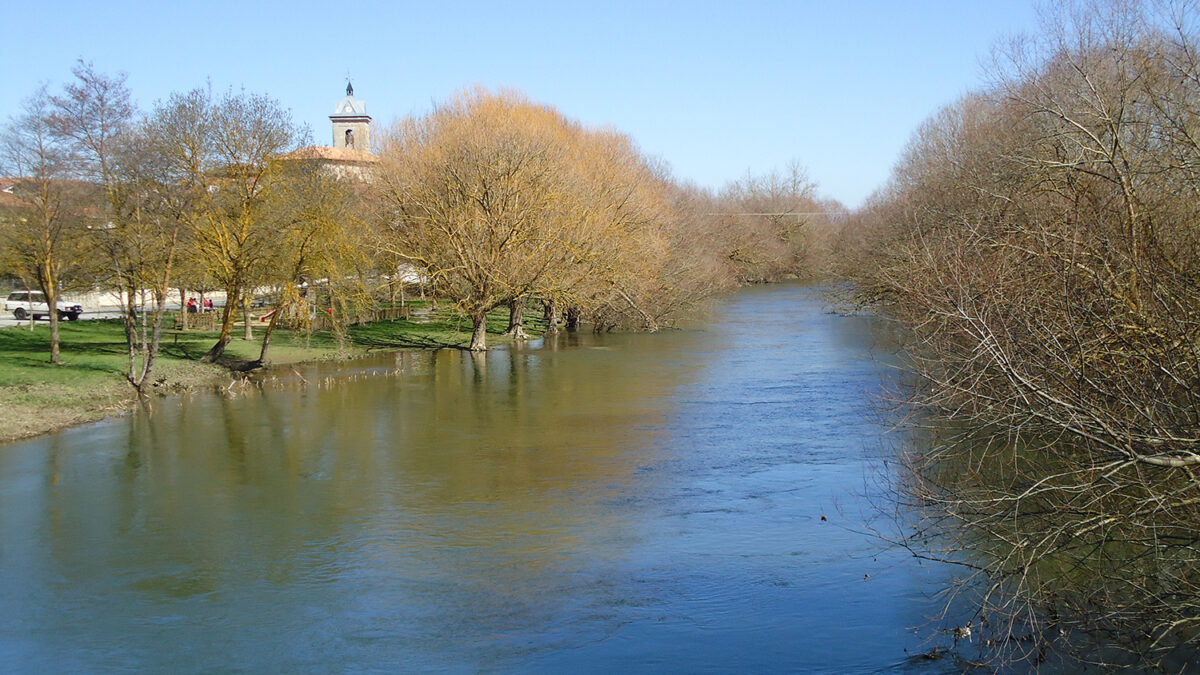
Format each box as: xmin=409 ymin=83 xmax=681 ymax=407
xmin=840 ymin=0 xmax=1200 ymax=668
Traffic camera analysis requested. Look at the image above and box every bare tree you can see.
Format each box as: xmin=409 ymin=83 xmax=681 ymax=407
xmin=0 ymin=87 xmax=90 ymax=365
xmin=49 ymin=61 xmax=190 ymax=393
xmin=838 ymin=1 xmax=1200 ymax=667
xmin=714 ymin=162 xmax=822 ymax=283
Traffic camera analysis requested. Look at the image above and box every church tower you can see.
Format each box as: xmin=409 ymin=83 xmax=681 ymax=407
xmin=330 ymin=82 xmax=371 ymax=152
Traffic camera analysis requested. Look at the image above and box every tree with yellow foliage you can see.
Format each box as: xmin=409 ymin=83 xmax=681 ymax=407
xmin=375 ymin=88 xmax=680 ymax=349
xmin=0 ymin=88 xmax=91 ymax=365
xmin=254 ymin=161 xmax=371 ymax=365
xmin=375 ymin=89 xmax=577 ymax=351
xmin=178 ymin=89 xmax=304 ymax=362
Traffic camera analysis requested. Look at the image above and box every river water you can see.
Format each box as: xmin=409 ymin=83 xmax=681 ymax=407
xmin=0 ymin=284 xmax=964 ymax=672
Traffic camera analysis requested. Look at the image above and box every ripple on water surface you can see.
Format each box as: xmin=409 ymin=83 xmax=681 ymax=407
xmin=0 ymin=284 xmax=962 ymax=673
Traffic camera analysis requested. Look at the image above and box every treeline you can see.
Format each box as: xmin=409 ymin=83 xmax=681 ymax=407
xmin=372 ymin=89 xmax=844 ymax=349
xmin=837 ymin=0 xmax=1200 ymax=667
xmin=0 ymin=71 xmax=353 ymax=391
xmin=1 ymin=66 xmax=841 ymax=390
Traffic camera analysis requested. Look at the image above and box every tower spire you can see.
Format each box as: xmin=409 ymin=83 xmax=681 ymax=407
xmin=331 ymin=82 xmax=371 ymax=151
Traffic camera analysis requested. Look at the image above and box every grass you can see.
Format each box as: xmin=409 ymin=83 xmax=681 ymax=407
xmin=0 ymin=301 xmax=546 ymax=445
xmin=350 ymin=300 xmax=548 ymax=349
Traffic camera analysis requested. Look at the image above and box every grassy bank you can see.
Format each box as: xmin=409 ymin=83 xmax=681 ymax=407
xmin=0 ymin=301 xmax=546 ymax=445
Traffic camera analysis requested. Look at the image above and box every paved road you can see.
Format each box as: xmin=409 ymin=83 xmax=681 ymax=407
xmin=0 ymin=309 xmax=126 ymax=329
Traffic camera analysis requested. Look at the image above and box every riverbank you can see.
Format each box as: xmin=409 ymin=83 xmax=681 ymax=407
xmin=0 ymin=302 xmax=545 ymax=445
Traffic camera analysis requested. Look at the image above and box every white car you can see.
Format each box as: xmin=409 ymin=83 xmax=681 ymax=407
xmin=5 ymin=290 xmax=83 ymax=321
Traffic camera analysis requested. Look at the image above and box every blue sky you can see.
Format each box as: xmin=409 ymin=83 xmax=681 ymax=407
xmin=1 ymin=1 xmax=1039 ymax=208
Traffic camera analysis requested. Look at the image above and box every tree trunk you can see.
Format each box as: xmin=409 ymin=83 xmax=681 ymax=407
xmin=503 ymin=298 xmax=528 ymax=339
xmin=257 ymin=300 xmax=284 ymax=366
xmin=39 ymin=272 xmax=61 ymax=365
xmin=544 ymin=299 xmax=560 ymax=336
xmin=120 ymin=280 xmax=137 ymax=379
xmin=47 ymin=299 xmax=60 ymax=365
xmin=48 ymin=311 xmax=60 ymax=364
xmin=565 ymin=305 xmax=581 ymax=333
xmin=122 ymin=280 xmax=141 ymax=387
xmin=469 ymin=311 xmax=488 ymax=351
xmin=129 ymin=287 xmax=169 ymax=395
xmin=203 ymin=285 xmax=239 ymax=362
xmin=242 ymin=293 xmax=253 ymax=341
xmin=178 ymin=287 xmax=188 ymax=330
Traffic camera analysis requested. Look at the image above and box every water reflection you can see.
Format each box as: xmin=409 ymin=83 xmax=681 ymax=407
xmin=0 ymin=284 xmax=958 ymax=672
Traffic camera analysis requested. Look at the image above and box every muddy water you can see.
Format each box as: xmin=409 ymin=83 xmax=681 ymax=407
xmin=0 ymin=284 xmax=960 ymax=672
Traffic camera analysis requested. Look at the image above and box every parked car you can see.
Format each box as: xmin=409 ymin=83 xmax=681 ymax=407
xmin=5 ymin=290 xmax=84 ymax=321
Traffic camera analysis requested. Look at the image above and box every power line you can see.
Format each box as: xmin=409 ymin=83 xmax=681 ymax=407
xmin=705 ymin=212 xmax=839 ymax=217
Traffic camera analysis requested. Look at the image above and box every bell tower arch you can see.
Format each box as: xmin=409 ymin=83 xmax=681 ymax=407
xmin=330 ymin=82 xmax=371 ymax=151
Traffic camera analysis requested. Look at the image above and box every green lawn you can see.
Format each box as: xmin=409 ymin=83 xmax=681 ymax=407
xmin=350 ymin=300 xmax=548 ymax=349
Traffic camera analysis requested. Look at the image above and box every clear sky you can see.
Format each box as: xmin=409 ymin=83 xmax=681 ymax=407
xmin=1 ymin=1 xmax=1040 ymax=208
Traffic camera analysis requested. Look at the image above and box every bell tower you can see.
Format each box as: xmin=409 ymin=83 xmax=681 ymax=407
xmin=330 ymin=82 xmax=371 ymax=152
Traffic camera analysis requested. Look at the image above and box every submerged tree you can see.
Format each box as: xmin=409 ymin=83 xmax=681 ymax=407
xmin=375 ymin=88 xmax=702 ymax=349
xmin=554 ymin=127 xmax=674 ymax=331
xmin=840 ymin=0 xmax=1200 ymax=667
xmin=376 ymin=89 xmax=592 ymax=350
xmin=715 ymin=162 xmax=819 ymax=283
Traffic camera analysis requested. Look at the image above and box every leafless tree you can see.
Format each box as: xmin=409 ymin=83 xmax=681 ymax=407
xmin=839 ymin=1 xmax=1200 ymax=667
xmin=50 ymin=60 xmax=191 ymax=393
xmin=0 ymin=87 xmax=91 ymax=364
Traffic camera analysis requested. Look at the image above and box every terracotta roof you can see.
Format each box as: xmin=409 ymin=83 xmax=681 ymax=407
xmin=0 ymin=177 xmax=105 ymax=215
xmin=0 ymin=177 xmax=38 ymax=208
xmin=0 ymin=192 xmax=24 ymax=208
xmin=280 ymin=146 xmax=379 ymax=163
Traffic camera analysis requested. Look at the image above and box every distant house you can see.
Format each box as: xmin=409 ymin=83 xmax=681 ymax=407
xmin=0 ymin=177 xmax=103 ymax=217
xmin=0 ymin=178 xmax=24 ymax=208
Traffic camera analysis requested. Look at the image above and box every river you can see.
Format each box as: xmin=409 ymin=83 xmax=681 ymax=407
xmin=0 ymin=284 xmax=965 ymax=672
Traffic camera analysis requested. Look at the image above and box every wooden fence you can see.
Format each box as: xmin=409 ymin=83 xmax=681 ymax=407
xmin=172 ymin=311 xmax=218 ymax=331
xmin=306 ymin=306 xmax=410 ymax=332
xmin=171 ymin=305 xmax=410 ymax=332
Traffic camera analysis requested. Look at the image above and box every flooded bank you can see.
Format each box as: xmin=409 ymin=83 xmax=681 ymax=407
xmin=0 ymin=284 xmax=963 ymax=672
